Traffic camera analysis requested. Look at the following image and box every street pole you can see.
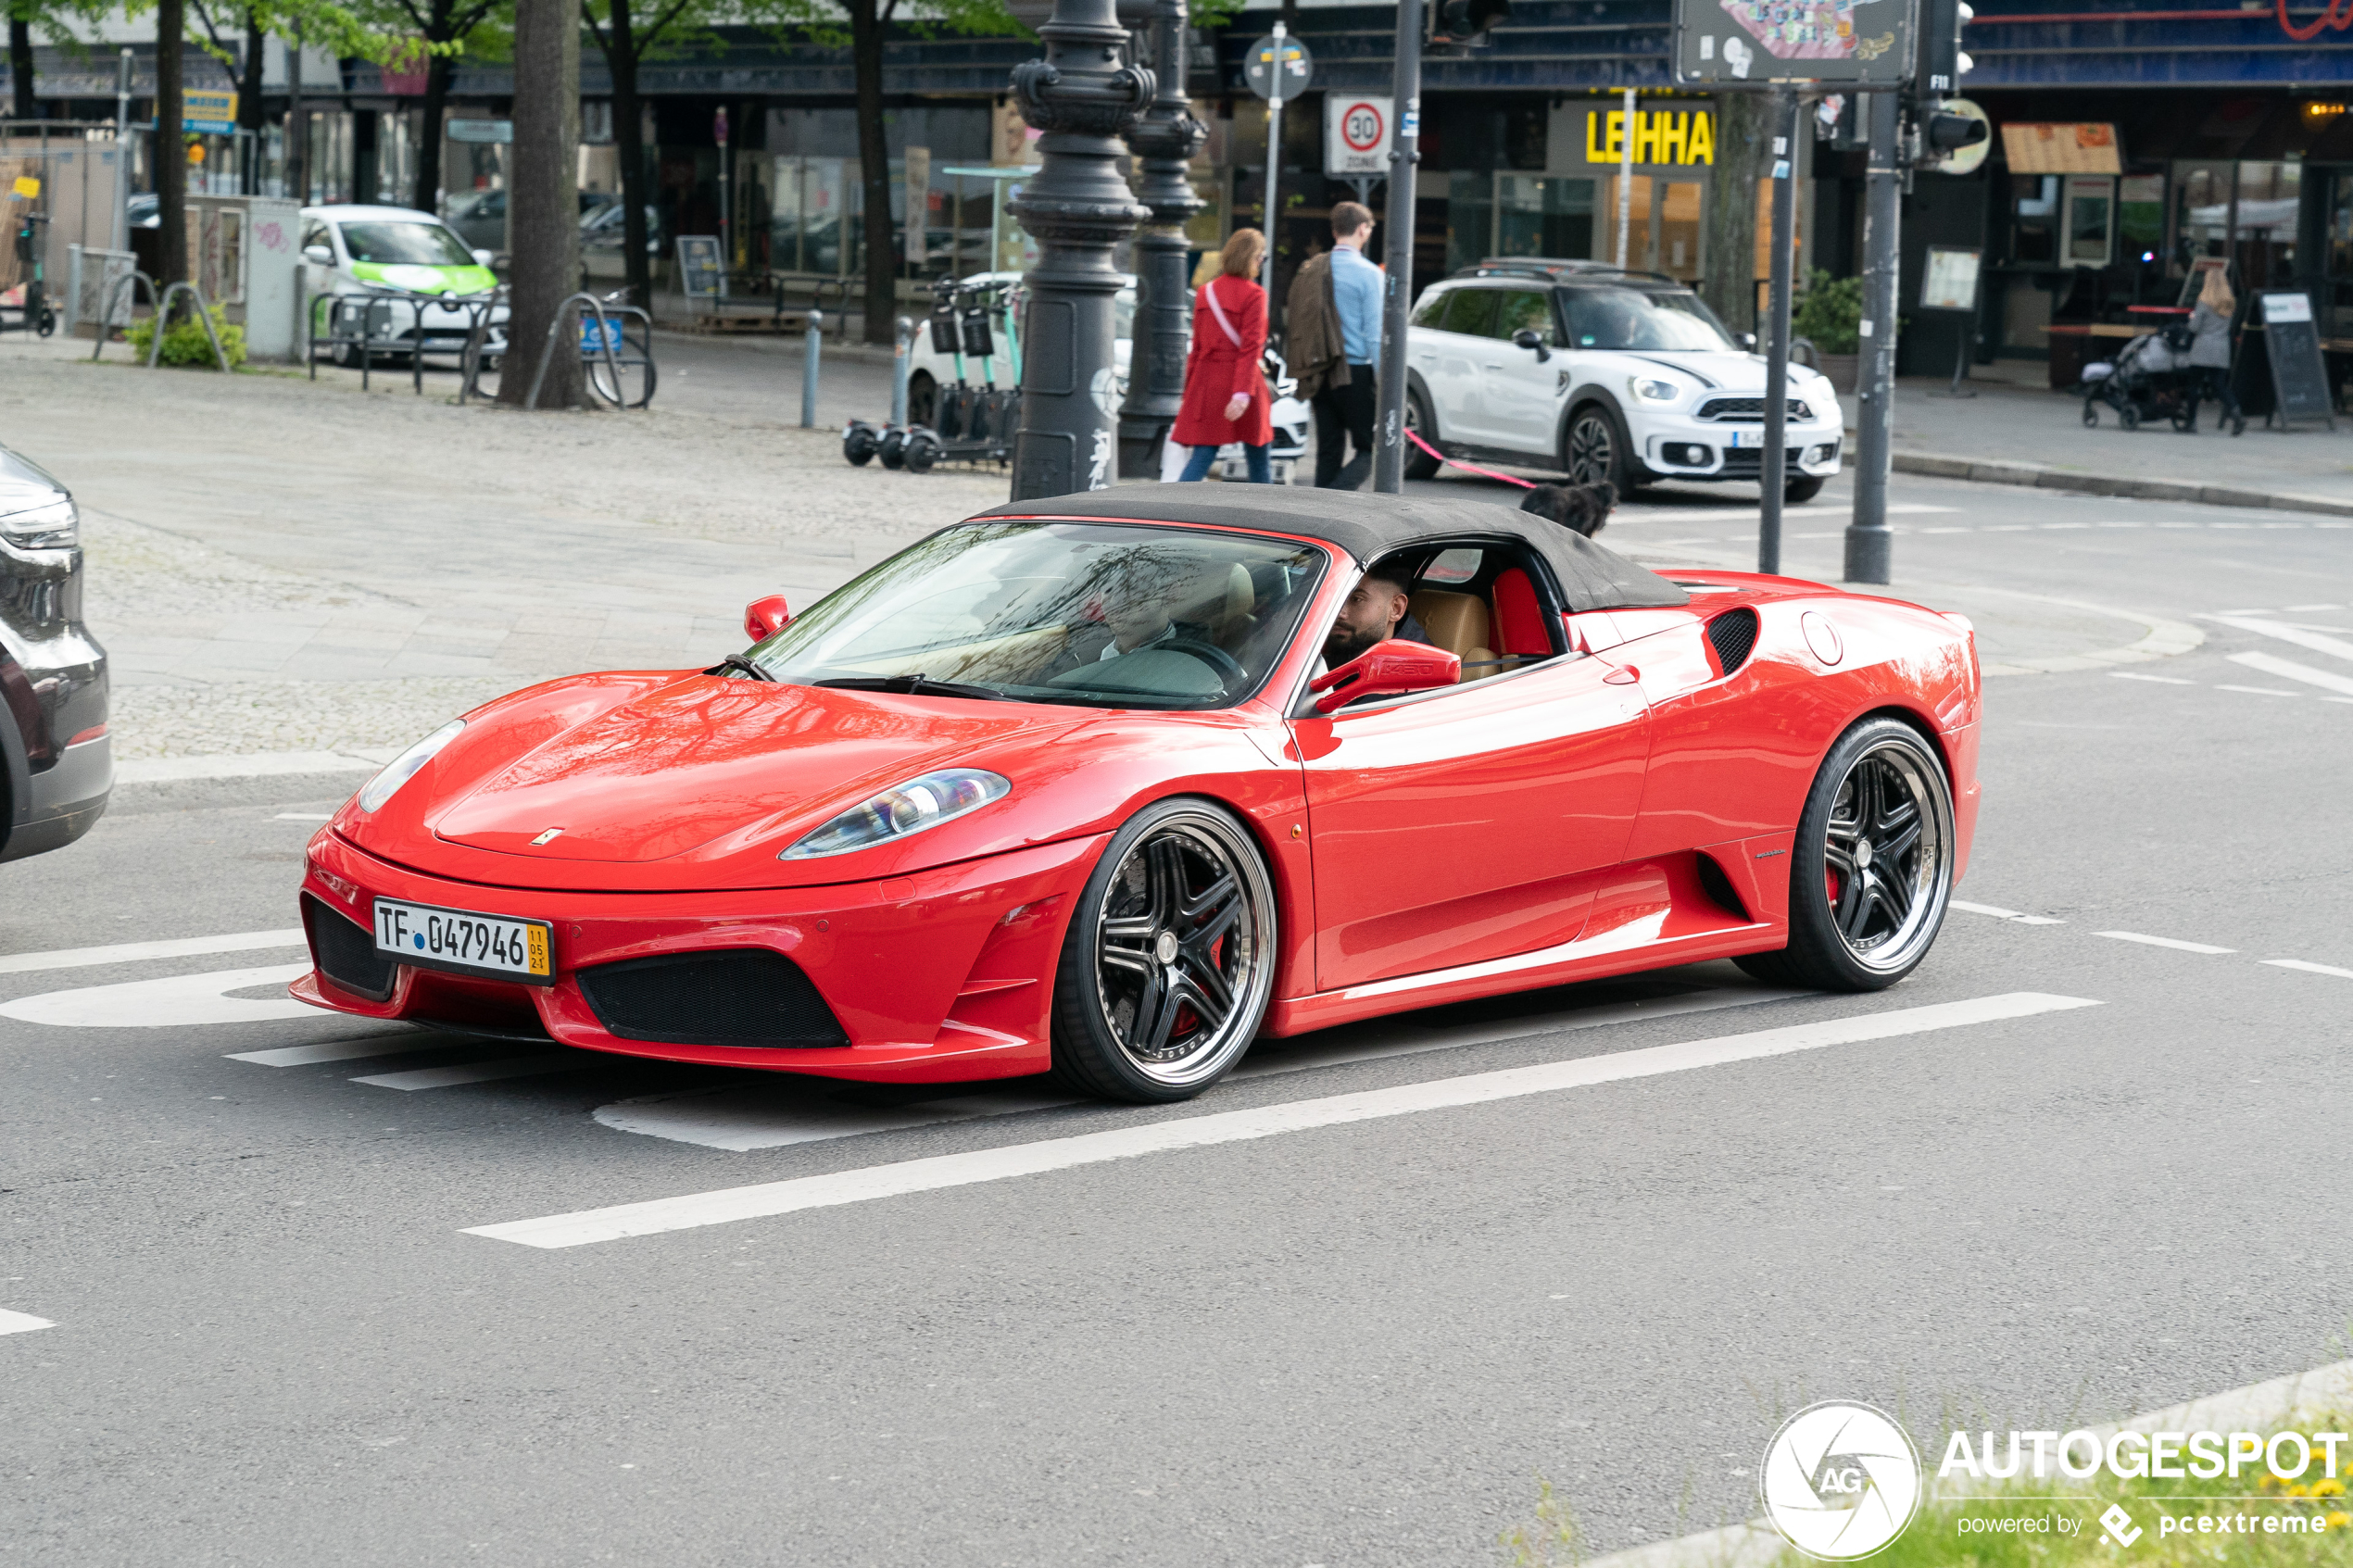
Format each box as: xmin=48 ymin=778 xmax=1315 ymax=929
xmin=111 ymin=48 xmax=131 ymax=253
xmin=1370 ymin=0 xmax=1422 ymax=494
xmin=1005 ymin=0 xmax=1152 ymax=498
xmin=1756 ymin=84 xmax=1797 ymax=575
xmin=1117 ymin=0 xmax=1205 ymax=478
xmin=1615 ymin=85 xmax=1633 ymax=270
xmin=1845 ymin=89 xmax=1900 ymax=585
xmin=715 ymin=105 xmax=730 ymax=301
xmin=285 ymin=31 xmax=303 ymax=205
xmin=1259 ymin=20 xmax=1285 ymax=300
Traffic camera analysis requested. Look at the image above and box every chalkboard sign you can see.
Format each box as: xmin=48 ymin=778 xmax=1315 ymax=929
xmin=2259 ymin=291 xmax=2334 ymax=431
xmin=675 ymin=235 xmax=723 ymax=304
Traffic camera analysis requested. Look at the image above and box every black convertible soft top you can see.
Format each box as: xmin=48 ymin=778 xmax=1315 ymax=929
xmin=971 ymin=486 xmax=1690 ymax=613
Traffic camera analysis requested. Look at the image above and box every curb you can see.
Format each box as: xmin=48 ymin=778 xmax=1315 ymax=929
xmin=1892 ymin=450 xmax=2353 ymax=519
xmin=1911 ymin=583 xmax=2206 ymax=677
xmin=1579 ymin=1355 xmax=2353 ymax=1568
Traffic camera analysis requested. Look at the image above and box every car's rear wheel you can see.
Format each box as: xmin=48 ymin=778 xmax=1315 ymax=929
xmin=1735 ymin=717 xmax=1956 ymax=992
xmin=1051 ymin=799 xmax=1277 ymax=1103
xmin=906 ymin=371 xmax=937 ymax=428
xmin=1403 ymin=388 xmax=1441 ymax=480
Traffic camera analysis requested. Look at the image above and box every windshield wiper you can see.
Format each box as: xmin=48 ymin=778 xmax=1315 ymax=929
xmin=813 ymin=673 xmax=1011 ymax=702
xmin=708 ymin=655 xmax=773 ymax=682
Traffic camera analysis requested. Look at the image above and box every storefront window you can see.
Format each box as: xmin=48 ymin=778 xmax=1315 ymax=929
xmin=1446 ymin=170 xmax=1495 ymax=276
xmin=1496 ymin=176 xmax=1595 ymax=261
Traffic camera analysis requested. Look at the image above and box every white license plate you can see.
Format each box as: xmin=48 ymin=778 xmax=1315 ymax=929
xmin=373 ymin=898 xmax=553 ymax=985
xmin=1727 ymin=428 xmax=1765 ymax=447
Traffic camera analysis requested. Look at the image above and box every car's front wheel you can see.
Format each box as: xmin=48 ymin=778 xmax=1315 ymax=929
xmin=1785 ymin=474 xmax=1826 ymax=503
xmin=1051 ymin=798 xmax=1278 ymax=1102
xmin=1564 ymin=404 xmax=1629 ymax=492
xmin=1736 ymin=717 xmax=1957 ymax=991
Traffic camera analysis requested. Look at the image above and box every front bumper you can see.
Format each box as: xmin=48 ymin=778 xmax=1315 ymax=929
xmin=296 ymin=830 xmax=1107 ymax=1084
xmin=3 ymin=731 xmax=109 ymax=862
xmin=1633 ymin=412 xmax=1844 ymax=481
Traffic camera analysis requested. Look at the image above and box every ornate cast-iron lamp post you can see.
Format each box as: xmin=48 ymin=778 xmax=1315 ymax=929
xmin=1007 ymin=0 xmax=1154 ymax=499
xmin=1115 ymin=0 xmax=1204 ymax=479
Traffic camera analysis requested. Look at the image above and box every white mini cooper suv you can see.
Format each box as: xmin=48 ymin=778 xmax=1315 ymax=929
xmin=1403 ymin=258 xmax=1844 ymax=501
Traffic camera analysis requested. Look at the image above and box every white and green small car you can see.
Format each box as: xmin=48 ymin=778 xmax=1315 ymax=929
xmin=301 ymin=204 xmax=507 ymax=363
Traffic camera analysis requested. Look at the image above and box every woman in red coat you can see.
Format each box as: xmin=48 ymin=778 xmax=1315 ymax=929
xmin=1171 ymin=229 xmax=1275 ymax=483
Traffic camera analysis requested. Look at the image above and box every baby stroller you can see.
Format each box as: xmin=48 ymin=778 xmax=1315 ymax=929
xmin=2080 ymin=321 xmax=2198 ymax=432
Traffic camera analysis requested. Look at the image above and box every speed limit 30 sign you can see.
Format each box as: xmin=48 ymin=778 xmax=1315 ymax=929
xmin=1325 ymin=95 xmax=1392 ymax=175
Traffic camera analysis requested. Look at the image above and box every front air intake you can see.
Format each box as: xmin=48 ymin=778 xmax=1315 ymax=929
xmin=1705 ymin=608 xmax=1760 ymax=675
xmin=304 ymin=893 xmax=397 ymax=1001
xmin=576 ymin=948 xmax=849 ymax=1049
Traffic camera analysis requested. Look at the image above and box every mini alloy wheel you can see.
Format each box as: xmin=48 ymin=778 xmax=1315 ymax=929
xmin=1051 ymin=800 xmax=1277 ymax=1102
xmin=1737 ymin=717 xmax=1956 ymax=991
xmin=1565 ymin=406 xmax=1624 ymax=491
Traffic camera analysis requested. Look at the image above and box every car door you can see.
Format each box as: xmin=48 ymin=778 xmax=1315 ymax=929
xmin=1414 ymin=287 xmax=1499 ymax=445
xmin=1481 ymin=288 xmax=1570 ymax=459
xmin=1288 ymin=555 xmax=1653 ymax=992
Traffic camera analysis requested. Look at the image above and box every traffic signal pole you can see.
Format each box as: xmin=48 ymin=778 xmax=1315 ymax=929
xmin=1845 ymin=89 xmax=1901 ymax=585
xmin=1370 ymin=0 xmax=1423 ymax=494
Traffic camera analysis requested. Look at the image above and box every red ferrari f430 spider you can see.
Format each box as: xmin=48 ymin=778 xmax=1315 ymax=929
xmin=296 ymin=488 xmax=1980 ymax=1102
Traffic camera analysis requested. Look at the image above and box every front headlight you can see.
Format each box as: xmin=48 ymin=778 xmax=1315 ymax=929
xmin=1628 ymin=376 xmax=1682 ymax=404
xmin=359 ymin=719 xmax=465 ymax=813
xmin=0 ymin=498 xmax=78 ymax=549
xmin=779 ymin=768 xmax=1010 ymax=860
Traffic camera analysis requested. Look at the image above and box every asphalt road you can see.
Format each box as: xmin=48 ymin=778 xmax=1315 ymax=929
xmin=4 ymin=475 xmax=2351 ymax=1566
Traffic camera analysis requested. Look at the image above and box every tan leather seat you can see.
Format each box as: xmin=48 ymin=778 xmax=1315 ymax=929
xmin=1410 ymin=588 xmax=1495 ymax=681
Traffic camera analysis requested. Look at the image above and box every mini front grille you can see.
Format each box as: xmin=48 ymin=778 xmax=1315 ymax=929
xmin=1695 ymin=396 xmax=1813 ymax=422
xmin=304 ymin=894 xmax=397 ymax=1002
xmin=1706 ymin=608 xmax=1761 ymax=674
xmin=576 ymin=948 xmax=849 ymax=1049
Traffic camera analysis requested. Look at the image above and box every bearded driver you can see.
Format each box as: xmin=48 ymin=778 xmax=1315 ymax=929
xmin=1320 ymin=567 xmax=1434 ymax=671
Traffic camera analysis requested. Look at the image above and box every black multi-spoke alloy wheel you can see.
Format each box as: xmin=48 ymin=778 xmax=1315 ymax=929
xmin=1564 ymin=405 xmax=1627 ymax=491
xmin=1402 ymin=389 xmax=1441 ymax=480
xmin=1736 ymin=717 xmax=1957 ymax=991
xmin=1051 ymin=799 xmax=1278 ymax=1102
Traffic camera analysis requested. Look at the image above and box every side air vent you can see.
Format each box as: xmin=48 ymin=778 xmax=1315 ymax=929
xmin=304 ymin=893 xmax=398 ymax=1002
xmin=1705 ymin=608 xmax=1760 ymax=675
xmin=576 ymin=948 xmax=850 ymax=1049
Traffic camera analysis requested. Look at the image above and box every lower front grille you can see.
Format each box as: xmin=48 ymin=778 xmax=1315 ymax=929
xmin=304 ymin=894 xmax=397 ymax=1001
xmin=576 ymin=948 xmax=850 ymax=1049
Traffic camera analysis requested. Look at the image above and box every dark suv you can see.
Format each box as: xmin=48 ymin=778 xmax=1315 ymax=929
xmin=1 ymin=446 xmax=109 ymax=861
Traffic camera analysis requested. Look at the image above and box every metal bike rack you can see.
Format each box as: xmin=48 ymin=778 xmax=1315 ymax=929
xmin=310 ymin=287 xmax=500 ymax=394
xmin=145 ymin=282 xmax=232 ymax=372
xmin=523 ymin=291 xmax=630 ymax=410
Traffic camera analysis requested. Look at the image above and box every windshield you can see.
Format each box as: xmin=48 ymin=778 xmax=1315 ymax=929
xmin=339 ymin=221 xmax=476 ymax=267
xmin=1561 ymin=288 xmax=1737 ymax=352
xmin=747 ymin=521 xmax=1327 ymax=709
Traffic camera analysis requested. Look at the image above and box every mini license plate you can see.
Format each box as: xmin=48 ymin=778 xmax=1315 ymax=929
xmin=373 ymin=898 xmax=554 ymax=985
xmin=1727 ymin=428 xmax=1764 ymax=447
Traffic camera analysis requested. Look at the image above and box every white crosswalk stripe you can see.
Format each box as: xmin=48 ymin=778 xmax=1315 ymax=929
xmin=2208 ymin=615 xmax=2353 ymax=663
xmin=352 ymin=1054 xmax=587 ymax=1091
xmin=0 ymin=1309 xmax=56 ymax=1336
xmin=2227 ymin=650 xmax=2353 ymax=697
xmin=0 ymin=963 xmax=315 ymax=1027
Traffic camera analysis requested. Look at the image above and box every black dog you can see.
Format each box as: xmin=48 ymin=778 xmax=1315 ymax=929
xmin=1518 ymin=482 xmax=1617 ymax=538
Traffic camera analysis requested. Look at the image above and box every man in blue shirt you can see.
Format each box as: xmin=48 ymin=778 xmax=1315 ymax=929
xmin=1317 ymin=202 xmax=1384 ymax=490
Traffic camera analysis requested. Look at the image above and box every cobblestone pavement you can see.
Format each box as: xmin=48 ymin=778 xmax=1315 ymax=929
xmin=3 ymin=334 xmax=1002 ymax=759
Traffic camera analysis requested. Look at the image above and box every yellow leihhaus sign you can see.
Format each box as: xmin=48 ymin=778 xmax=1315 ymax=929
xmin=1585 ymin=108 xmax=1716 ymax=167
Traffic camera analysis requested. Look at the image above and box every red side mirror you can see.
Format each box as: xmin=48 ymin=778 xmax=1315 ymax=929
xmin=1307 ymin=638 xmax=1462 ymax=715
xmin=743 ymin=594 xmax=792 ymax=642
